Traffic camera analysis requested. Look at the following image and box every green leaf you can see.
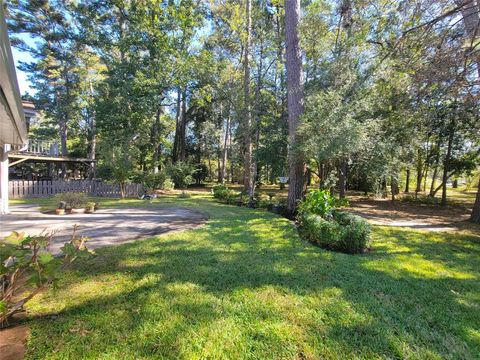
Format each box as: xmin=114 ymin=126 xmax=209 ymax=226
xmin=39 ymin=253 xmax=54 ymax=265
xmin=0 ymin=300 xmax=7 ymax=314
xmin=3 ymin=231 xmax=25 ymax=245
xmin=60 ymin=243 xmax=77 ymax=257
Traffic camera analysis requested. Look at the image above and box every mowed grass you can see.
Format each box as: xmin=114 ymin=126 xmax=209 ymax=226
xmin=13 ymin=195 xmax=480 ymax=359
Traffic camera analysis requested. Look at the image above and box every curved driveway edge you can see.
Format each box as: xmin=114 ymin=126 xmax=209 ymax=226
xmin=0 ymin=204 xmax=207 ymax=254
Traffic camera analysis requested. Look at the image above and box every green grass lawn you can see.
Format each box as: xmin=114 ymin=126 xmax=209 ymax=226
xmin=11 ymin=195 xmax=480 ymax=359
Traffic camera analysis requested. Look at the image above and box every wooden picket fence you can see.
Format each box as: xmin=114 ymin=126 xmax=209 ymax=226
xmin=8 ymin=180 xmax=142 ymax=199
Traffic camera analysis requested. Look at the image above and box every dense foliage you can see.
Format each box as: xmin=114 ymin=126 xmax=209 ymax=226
xmin=299 ymin=211 xmax=371 ymax=254
xmin=5 ymin=0 xmax=480 ymax=220
xmin=297 ymin=189 xmax=370 ymax=253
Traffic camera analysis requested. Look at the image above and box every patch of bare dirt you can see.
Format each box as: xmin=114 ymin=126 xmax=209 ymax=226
xmin=347 ymin=197 xmax=477 ymax=232
xmin=0 ymin=325 xmax=28 ymax=360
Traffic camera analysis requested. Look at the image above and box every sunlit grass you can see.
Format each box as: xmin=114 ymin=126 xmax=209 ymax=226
xmin=12 ymin=195 xmax=480 ymax=359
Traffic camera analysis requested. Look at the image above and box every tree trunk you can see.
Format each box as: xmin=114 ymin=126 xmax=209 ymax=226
xmin=415 ymin=149 xmax=423 ymax=194
xmin=404 ymin=169 xmax=410 ymax=193
xmin=429 ymin=164 xmax=439 ymax=196
xmin=172 ymin=89 xmax=182 ymax=163
xmin=391 ymin=175 xmax=399 ymax=201
xmin=441 ymin=126 xmax=454 ymax=206
xmin=229 ymin=120 xmax=233 ymax=183
xmin=429 ymin=144 xmax=441 ymax=196
xmin=59 ymin=117 xmax=68 ymax=179
xmin=252 ymin=38 xmax=265 ymax=194
xmin=152 ymin=104 xmax=162 ymax=174
xmin=319 ymin=162 xmax=324 ymax=188
xmin=471 ymin=179 xmax=480 ymax=223
xmin=243 ymin=0 xmax=253 ymax=197
xmin=285 ymin=0 xmax=306 ymax=214
xmin=338 ymin=161 xmax=347 ymax=199
xmin=88 ymin=82 xmax=96 ymax=180
xmin=179 ymin=90 xmax=187 ymax=162
xmin=221 ymin=110 xmax=230 ymax=183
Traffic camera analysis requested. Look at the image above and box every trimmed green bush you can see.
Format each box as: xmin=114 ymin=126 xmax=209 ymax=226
xmin=334 ymin=211 xmax=371 ymax=253
xmin=211 ymin=185 xmax=240 ymax=204
xmin=299 ymin=211 xmax=371 ymax=254
xmin=299 ymin=213 xmax=341 ymax=248
xmin=212 ymin=184 xmax=229 ymax=199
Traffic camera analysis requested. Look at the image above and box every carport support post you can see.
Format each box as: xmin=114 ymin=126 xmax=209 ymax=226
xmin=0 ymin=144 xmax=10 ymax=214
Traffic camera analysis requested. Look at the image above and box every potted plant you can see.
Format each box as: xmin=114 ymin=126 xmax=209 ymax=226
xmin=55 ymin=192 xmax=88 ymax=214
xmin=85 ymin=201 xmax=96 ymax=213
xmin=56 ymin=201 xmax=66 ymax=215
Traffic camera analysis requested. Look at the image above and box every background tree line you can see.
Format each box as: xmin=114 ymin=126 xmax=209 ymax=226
xmin=5 ymin=0 xmax=480 ymax=221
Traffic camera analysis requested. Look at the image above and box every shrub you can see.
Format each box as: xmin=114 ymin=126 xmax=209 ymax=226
xmin=0 ymin=227 xmax=93 ymax=325
xmin=193 ymin=163 xmax=209 ymax=185
xmin=297 ymin=189 xmax=336 ymax=219
xmin=225 ymin=190 xmax=239 ymax=204
xmin=298 ymin=211 xmax=371 ymax=254
xmin=333 ymin=197 xmax=350 ymax=208
xmin=211 ymin=185 xmax=240 ymax=204
xmin=299 ymin=213 xmax=341 ymax=247
xmin=178 ymin=191 xmax=191 ymax=199
xmin=257 ymin=198 xmax=271 ymax=209
xmin=212 ymin=184 xmax=229 ymax=199
xmin=55 ymin=192 xmax=88 ymax=209
xmin=167 ymin=162 xmax=196 ymax=189
xmin=334 ymin=211 xmax=371 ymax=253
xmin=140 ymin=171 xmax=167 ymax=190
xmin=163 ymin=178 xmax=175 ymax=190
xmin=401 ymin=194 xmax=441 ymax=206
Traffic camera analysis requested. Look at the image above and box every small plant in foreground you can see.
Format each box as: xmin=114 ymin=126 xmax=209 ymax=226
xmin=0 ymin=226 xmax=93 ymax=326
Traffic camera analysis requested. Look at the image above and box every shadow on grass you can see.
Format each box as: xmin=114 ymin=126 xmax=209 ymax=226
xmin=24 ymin=207 xmax=480 ymax=359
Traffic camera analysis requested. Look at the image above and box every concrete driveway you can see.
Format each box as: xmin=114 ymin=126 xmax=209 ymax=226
xmin=0 ymin=204 xmax=206 ymax=254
